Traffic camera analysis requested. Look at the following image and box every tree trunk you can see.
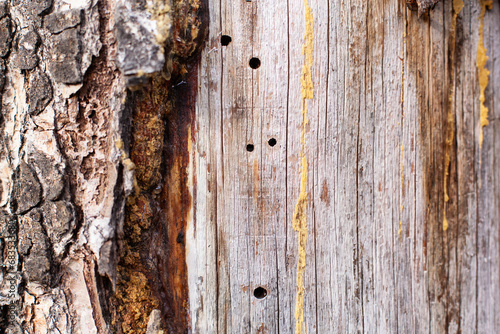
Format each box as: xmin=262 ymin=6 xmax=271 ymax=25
xmin=0 ymin=0 xmax=498 ymax=333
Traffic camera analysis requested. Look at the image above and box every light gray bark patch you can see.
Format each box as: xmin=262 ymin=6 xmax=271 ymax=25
xmin=0 ymin=16 xmax=12 ymax=58
xmin=28 ymin=71 xmax=53 ymax=116
xmin=14 ymin=29 xmax=40 ymax=70
xmin=18 ymin=210 xmax=51 ymax=285
xmin=11 ymin=161 xmax=42 ymax=215
xmin=0 ymin=1 xmax=8 ymax=20
xmin=40 ymin=200 xmax=74 ymax=251
xmin=0 ymin=59 xmax=6 ymax=91
xmin=45 ymin=9 xmax=83 ymax=34
xmin=27 ymin=150 xmax=63 ymax=201
xmin=48 ymin=28 xmax=82 ymax=84
xmin=0 ymin=210 xmax=12 ymax=237
xmin=115 ymin=7 xmax=165 ymax=78
xmin=5 ymin=323 xmax=23 ymax=334
xmin=146 ymin=309 xmax=163 ymax=334
xmin=98 ymin=239 xmax=115 ymax=281
xmin=11 ymin=0 xmax=52 ymax=23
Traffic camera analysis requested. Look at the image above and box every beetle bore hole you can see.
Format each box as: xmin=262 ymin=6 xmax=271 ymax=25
xmin=246 ymin=144 xmax=254 ymax=152
xmin=253 ymin=287 xmax=267 ymax=299
xmin=249 ymin=57 xmax=261 ymax=69
xmin=268 ymin=138 xmax=277 ymax=147
xmin=221 ymin=35 xmax=232 ymax=46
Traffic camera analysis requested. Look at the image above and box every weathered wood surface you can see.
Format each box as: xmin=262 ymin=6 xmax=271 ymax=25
xmin=0 ymin=0 xmax=498 ymax=332
xmin=189 ymin=0 xmax=500 ymax=333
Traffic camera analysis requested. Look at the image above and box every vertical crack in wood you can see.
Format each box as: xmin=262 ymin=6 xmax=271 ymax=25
xmin=293 ymin=0 xmax=314 ymax=333
xmin=443 ymin=0 xmax=464 ymax=232
xmin=83 ymin=253 xmax=109 ymax=333
xmin=399 ymin=10 xmax=408 ymax=237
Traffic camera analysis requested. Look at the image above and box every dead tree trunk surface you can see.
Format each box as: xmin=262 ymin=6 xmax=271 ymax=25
xmin=0 ymin=0 xmax=498 ymax=333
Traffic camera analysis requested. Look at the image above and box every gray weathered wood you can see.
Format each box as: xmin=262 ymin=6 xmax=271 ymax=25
xmin=189 ymin=0 xmax=500 ymax=333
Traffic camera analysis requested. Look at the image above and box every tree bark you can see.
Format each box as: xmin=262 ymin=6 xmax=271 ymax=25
xmin=0 ymin=0 xmax=498 ymax=333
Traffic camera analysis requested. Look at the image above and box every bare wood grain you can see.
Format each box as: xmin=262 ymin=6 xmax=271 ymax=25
xmin=189 ymin=0 xmax=500 ymax=333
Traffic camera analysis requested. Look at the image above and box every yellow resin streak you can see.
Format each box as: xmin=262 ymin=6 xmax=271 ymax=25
xmin=443 ymin=0 xmax=464 ymax=231
xmin=477 ymin=0 xmax=493 ymax=147
xmin=294 ymin=0 xmax=314 ymax=333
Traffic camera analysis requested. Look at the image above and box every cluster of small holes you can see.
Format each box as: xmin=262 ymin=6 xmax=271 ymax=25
xmin=220 ymin=35 xmax=261 ymax=69
xmin=246 ymin=139 xmax=277 ymax=152
xmin=230 ymin=6 xmax=273 ymax=299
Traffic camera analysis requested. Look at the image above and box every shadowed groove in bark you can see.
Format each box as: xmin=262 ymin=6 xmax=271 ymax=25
xmin=54 ymin=0 xmax=118 ymax=329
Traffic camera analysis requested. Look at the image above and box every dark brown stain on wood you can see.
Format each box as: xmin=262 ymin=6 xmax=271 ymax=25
xmin=153 ymin=58 xmax=199 ymax=332
xmin=406 ymin=0 xmax=419 ymax=11
xmin=320 ymin=179 xmax=329 ymax=207
xmin=115 ymin=0 xmax=208 ymax=332
xmin=407 ymin=2 xmax=465 ymax=330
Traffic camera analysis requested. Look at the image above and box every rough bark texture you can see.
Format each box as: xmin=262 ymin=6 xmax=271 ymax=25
xmin=0 ymin=0 xmax=207 ymax=332
xmin=0 ymin=0 xmax=497 ymax=333
xmin=0 ymin=0 xmax=119 ymax=333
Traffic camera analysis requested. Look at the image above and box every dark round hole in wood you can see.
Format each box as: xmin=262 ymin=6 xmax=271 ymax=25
xmin=246 ymin=144 xmax=254 ymax=152
xmin=268 ymin=138 xmax=277 ymax=147
xmin=253 ymin=287 xmax=267 ymax=299
xmin=249 ymin=57 xmax=261 ymax=69
xmin=221 ymin=35 xmax=232 ymax=46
